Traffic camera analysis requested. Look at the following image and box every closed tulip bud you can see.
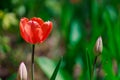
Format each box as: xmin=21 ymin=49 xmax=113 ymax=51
xmin=94 ymin=36 xmax=103 ymax=56
xmin=17 ymin=62 xmax=27 ymax=80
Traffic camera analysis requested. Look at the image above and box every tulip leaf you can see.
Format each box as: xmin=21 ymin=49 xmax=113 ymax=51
xmin=85 ymin=49 xmax=91 ymax=80
xmin=50 ymin=57 xmax=62 ymax=80
xmin=36 ymin=57 xmax=69 ymax=80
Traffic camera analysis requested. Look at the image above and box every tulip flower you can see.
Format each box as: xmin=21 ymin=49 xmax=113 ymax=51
xmin=19 ymin=17 xmax=53 ymax=80
xmin=20 ymin=17 xmax=53 ymax=44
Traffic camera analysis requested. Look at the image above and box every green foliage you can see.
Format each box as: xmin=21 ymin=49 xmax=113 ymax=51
xmin=0 ymin=0 xmax=120 ymax=80
xmin=36 ymin=57 xmax=71 ymax=80
xmin=50 ymin=57 xmax=62 ymax=80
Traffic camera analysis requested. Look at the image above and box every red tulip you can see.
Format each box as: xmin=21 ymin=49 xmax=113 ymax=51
xmin=20 ymin=17 xmax=52 ymax=44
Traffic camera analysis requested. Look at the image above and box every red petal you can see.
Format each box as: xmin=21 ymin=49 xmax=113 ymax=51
xmin=20 ymin=18 xmax=29 ymax=28
xmin=20 ymin=18 xmax=31 ymax=43
xmin=31 ymin=17 xmax=44 ymax=26
xmin=41 ymin=21 xmax=53 ymax=42
xmin=33 ymin=27 xmax=43 ymax=43
xmin=25 ymin=20 xmax=43 ymax=44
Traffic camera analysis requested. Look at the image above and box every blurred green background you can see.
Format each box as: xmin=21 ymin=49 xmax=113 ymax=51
xmin=0 ymin=0 xmax=120 ymax=80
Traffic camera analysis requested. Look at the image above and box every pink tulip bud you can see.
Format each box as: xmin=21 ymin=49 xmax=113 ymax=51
xmin=94 ymin=36 xmax=103 ymax=56
xmin=17 ymin=62 xmax=27 ymax=80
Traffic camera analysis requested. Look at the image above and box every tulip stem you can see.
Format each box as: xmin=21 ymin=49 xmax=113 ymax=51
xmin=91 ymin=56 xmax=97 ymax=80
xmin=31 ymin=44 xmax=35 ymax=80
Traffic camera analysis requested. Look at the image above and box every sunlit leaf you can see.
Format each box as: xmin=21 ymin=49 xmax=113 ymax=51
xmin=69 ymin=20 xmax=82 ymax=46
xmin=2 ymin=13 xmax=18 ymax=30
xmin=36 ymin=57 xmax=68 ymax=80
xmin=50 ymin=57 xmax=62 ymax=80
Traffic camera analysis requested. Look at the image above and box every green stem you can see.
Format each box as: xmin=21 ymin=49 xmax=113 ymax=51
xmin=91 ymin=56 xmax=97 ymax=80
xmin=31 ymin=45 xmax=35 ymax=80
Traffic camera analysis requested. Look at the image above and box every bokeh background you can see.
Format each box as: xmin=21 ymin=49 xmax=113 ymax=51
xmin=0 ymin=0 xmax=120 ymax=80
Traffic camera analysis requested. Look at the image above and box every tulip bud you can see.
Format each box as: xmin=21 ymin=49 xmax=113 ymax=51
xmin=94 ymin=36 xmax=103 ymax=56
xmin=17 ymin=62 xmax=27 ymax=80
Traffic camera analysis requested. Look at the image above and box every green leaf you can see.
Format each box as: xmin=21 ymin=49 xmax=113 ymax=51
xmin=69 ymin=20 xmax=82 ymax=46
xmin=85 ymin=49 xmax=91 ymax=80
xmin=61 ymin=3 xmax=73 ymax=40
xmin=36 ymin=57 xmax=68 ymax=80
xmin=106 ymin=6 xmax=117 ymax=22
xmin=102 ymin=8 xmax=116 ymax=58
xmin=50 ymin=57 xmax=62 ymax=80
